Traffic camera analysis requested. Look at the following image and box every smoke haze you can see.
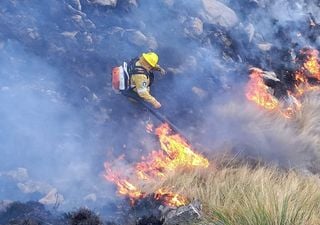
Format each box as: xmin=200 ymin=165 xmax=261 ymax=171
xmin=1 ymin=0 xmax=320 ymax=214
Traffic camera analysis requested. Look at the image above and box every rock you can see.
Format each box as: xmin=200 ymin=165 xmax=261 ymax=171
xmin=84 ymin=193 xmax=97 ymax=202
xmin=250 ymin=0 xmax=268 ymax=8
xmin=61 ymin=31 xmax=78 ymax=39
xmin=67 ymin=5 xmax=86 ymax=17
xmin=201 ymin=0 xmax=239 ymax=29
xmin=127 ymin=0 xmax=138 ymax=7
xmin=184 ymin=17 xmax=204 ymax=38
xmin=257 ymin=42 xmax=273 ymax=51
xmin=68 ymin=0 xmax=82 ymax=11
xmin=26 ymin=28 xmax=40 ymax=40
xmin=245 ymin=23 xmax=255 ymax=42
xmin=126 ymin=30 xmax=158 ymax=49
xmin=192 ymin=86 xmax=208 ymax=99
xmin=39 ymin=188 xmax=64 ymax=205
xmin=167 ymin=55 xmax=197 ymax=75
xmin=160 ymin=200 xmax=202 ymax=225
xmin=126 ymin=30 xmax=147 ymax=45
xmin=107 ymin=26 xmax=125 ymax=36
xmin=89 ymin=0 xmax=117 ymax=7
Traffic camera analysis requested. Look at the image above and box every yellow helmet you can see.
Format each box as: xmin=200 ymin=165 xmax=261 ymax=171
xmin=142 ymin=52 xmax=159 ymax=67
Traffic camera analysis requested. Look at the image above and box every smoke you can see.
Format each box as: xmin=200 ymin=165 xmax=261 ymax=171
xmin=0 ymin=40 xmax=117 ymax=210
xmin=189 ymin=0 xmax=320 ymax=170
xmin=1 ymin=0 xmax=320 ymax=216
xmin=194 ymin=90 xmax=319 ymax=170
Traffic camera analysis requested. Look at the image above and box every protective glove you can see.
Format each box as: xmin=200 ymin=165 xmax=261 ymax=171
xmin=153 ymin=101 xmax=162 ymax=109
xmin=159 ymin=67 xmax=166 ymax=76
xmin=154 ymin=65 xmax=166 ymax=76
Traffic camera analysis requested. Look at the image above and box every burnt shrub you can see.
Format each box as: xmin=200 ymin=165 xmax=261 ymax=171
xmin=65 ymin=208 xmax=104 ymax=225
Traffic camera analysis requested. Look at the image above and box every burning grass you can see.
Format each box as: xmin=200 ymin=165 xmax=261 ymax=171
xmin=105 ymin=123 xmax=209 ymax=207
xmin=150 ymin=164 xmax=320 ymax=225
xmin=105 ymin=91 xmax=320 ymax=224
xmin=246 ymin=48 xmax=320 ymax=118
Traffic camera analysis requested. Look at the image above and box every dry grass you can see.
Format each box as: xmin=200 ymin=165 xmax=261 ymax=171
xmin=138 ymin=92 xmax=320 ymax=224
xmin=144 ymin=165 xmax=320 ymax=225
xmin=294 ymin=92 xmax=320 ymax=172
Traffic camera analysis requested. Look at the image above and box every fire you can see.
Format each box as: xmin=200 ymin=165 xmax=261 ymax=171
xmin=301 ymin=49 xmax=320 ymax=79
xmin=104 ymin=164 xmax=143 ymax=201
xmin=246 ymin=48 xmax=320 ymax=117
xmin=294 ymin=49 xmax=320 ymax=96
xmin=136 ymin=123 xmax=209 ymax=180
xmin=155 ymin=188 xmax=188 ymax=207
xmin=245 ymin=68 xmax=279 ymax=110
xmin=105 ymin=123 xmax=209 ymax=207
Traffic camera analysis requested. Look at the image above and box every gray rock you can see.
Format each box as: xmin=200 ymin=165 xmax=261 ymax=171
xmin=83 ymin=193 xmax=97 ymax=202
xmin=245 ymin=23 xmax=255 ymax=42
xmin=251 ymin=0 xmax=268 ymax=8
xmin=201 ymin=0 xmax=239 ymax=29
xmin=126 ymin=30 xmax=158 ymax=49
xmin=184 ymin=17 xmax=204 ymax=38
xmin=68 ymin=0 xmax=82 ymax=11
xmin=127 ymin=0 xmax=138 ymax=7
xmin=89 ymin=0 xmax=117 ymax=7
xmin=257 ymin=42 xmax=273 ymax=51
xmin=160 ymin=200 xmax=202 ymax=225
xmin=39 ymin=188 xmax=64 ymax=205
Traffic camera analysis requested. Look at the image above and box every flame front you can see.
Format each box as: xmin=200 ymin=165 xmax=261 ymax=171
xmin=136 ymin=123 xmax=209 ymax=180
xmin=302 ymin=49 xmax=320 ymax=79
xmin=245 ymin=68 xmax=279 ymax=110
xmin=246 ymin=48 xmax=320 ymax=117
xmin=104 ymin=164 xmax=143 ymax=202
xmin=294 ymin=49 xmax=320 ymax=96
xmin=155 ymin=188 xmax=188 ymax=207
xmin=105 ymin=123 xmax=209 ymax=207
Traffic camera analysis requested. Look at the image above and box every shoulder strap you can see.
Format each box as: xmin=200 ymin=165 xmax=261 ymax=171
xmin=126 ymin=58 xmax=154 ymax=88
xmin=130 ymin=66 xmax=149 ymax=76
xmin=149 ymin=72 xmax=154 ymax=86
xmin=127 ymin=58 xmax=150 ymax=77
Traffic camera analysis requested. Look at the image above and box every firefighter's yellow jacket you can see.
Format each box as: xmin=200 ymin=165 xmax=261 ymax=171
xmin=130 ymin=73 xmax=159 ymax=107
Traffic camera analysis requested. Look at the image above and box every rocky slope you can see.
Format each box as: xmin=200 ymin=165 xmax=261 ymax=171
xmin=1 ymin=0 xmax=320 ymax=224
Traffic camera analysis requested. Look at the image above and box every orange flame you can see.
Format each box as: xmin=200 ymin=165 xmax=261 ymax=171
xmin=246 ymin=48 xmax=320 ymax=118
xmin=155 ymin=188 xmax=188 ymax=207
xmin=294 ymin=49 xmax=320 ymax=96
xmin=245 ymin=68 xmax=279 ymax=110
xmin=302 ymin=49 xmax=320 ymax=79
xmin=136 ymin=124 xmax=209 ymax=180
xmin=104 ymin=163 xmax=143 ymax=203
xmin=105 ymin=123 xmax=209 ymax=207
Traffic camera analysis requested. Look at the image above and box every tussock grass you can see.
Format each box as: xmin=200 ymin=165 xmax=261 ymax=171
xmin=294 ymin=92 xmax=320 ymax=172
xmin=138 ymin=92 xmax=320 ymax=224
xmin=145 ymin=165 xmax=320 ymax=225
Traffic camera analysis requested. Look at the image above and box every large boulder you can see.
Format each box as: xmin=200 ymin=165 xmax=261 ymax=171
xmin=201 ymin=0 xmax=239 ymax=29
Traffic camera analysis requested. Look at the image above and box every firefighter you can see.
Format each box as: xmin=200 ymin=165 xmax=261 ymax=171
xmin=123 ymin=52 xmax=166 ymax=109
